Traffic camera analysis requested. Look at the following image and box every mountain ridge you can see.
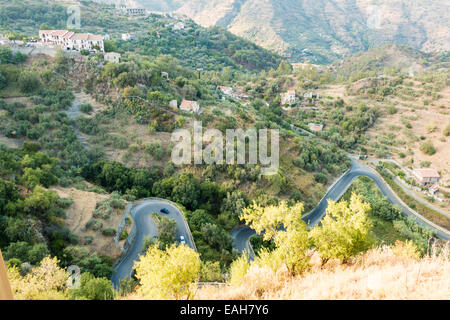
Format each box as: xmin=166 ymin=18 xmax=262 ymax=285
xmin=126 ymin=0 xmax=450 ymax=64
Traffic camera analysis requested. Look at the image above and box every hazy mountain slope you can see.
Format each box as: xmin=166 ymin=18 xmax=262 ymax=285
xmin=132 ymin=0 xmax=450 ymax=64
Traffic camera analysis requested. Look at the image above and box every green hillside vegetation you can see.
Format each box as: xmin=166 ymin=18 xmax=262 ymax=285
xmin=0 ymin=0 xmax=281 ymax=72
xmin=0 ymin=0 xmax=447 ymax=301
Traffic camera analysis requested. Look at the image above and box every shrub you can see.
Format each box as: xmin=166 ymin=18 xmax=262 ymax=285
xmin=387 ymin=105 xmax=397 ymax=115
xmin=84 ymin=236 xmax=94 ymax=245
xmin=18 ymin=71 xmax=41 ymax=93
xmin=119 ymin=230 xmax=128 ymax=240
xmin=419 ymin=141 xmax=436 ymax=155
xmin=314 ymin=172 xmax=328 ymax=184
xmin=102 ymin=228 xmax=116 ymax=237
xmin=420 ymin=161 xmax=431 ymax=168
xmin=145 ymin=142 xmax=164 ymax=160
xmin=70 ymin=273 xmax=115 ymax=300
xmin=0 ymin=71 xmax=6 ymax=89
xmin=57 ymin=197 xmax=74 ymax=209
xmin=80 ymin=103 xmax=93 ymax=114
xmin=86 ymin=218 xmax=103 ymax=231
xmin=444 ymin=124 xmax=450 ymax=137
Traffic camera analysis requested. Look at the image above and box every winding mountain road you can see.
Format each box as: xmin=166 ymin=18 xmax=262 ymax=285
xmin=112 ymin=159 xmax=449 ymax=285
xmin=233 ymin=158 xmax=450 ymax=259
xmin=111 ymin=200 xmax=195 ymax=288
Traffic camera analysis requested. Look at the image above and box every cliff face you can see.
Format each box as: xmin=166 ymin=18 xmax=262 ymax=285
xmin=132 ymin=0 xmax=450 ymax=64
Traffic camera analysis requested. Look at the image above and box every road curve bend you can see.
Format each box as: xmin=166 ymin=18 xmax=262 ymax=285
xmin=233 ymin=159 xmax=450 ymax=259
xmin=111 ymin=200 xmax=195 ymax=288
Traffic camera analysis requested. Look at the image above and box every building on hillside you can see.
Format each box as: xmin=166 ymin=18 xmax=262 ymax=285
xmin=231 ymin=91 xmax=249 ymax=101
xmin=218 ymin=86 xmax=233 ymax=96
xmin=412 ymin=168 xmax=440 ymax=185
xmin=121 ymin=33 xmax=133 ymax=41
xmin=173 ymin=22 xmax=186 ymax=31
xmin=119 ymin=6 xmax=147 ymax=15
xmin=281 ymin=90 xmax=297 ymax=105
xmin=180 ymin=100 xmax=200 ymax=114
xmin=39 ymin=30 xmax=104 ymax=52
xmin=428 ymin=184 xmax=439 ymax=195
xmin=104 ymin=52 xmax=121 ymax=63
xmin=303 ymin=92 xmax=320 ymax=99
xmin=308 ymin=123 xmax=324 ymax=132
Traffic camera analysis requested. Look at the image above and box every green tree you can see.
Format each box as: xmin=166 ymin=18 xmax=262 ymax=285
xmin=200 ymin=261 xmax=223 ymax=282
xmin=134 ymin=244 xmax=200 ymax=299
xmin=18 ymin=71 xmax=41 ymax=93
xmin=241 ymin=201 xmax=310 ymax=275
xmin=70 ymin=273 xmax=115 ymax=300
xmin=24 ymin=186 xmax=58 ymax=219
xmin=157 ymin=216 xmax=178 ymax=249
xmin=7 ymin=256 xmax=69 ymax=300
xmin=0 ymin=71 xmax=6 ymax=89
xmin=310 ymin=193 xmax=373 ymax=263
xmin=229 ymin=253 xmax=250 ymax=285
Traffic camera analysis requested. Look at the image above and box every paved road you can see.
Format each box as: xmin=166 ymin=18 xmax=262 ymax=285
xmin=111 ymin=200 xmax=195 ymax=287
xmin=232 ymin=227 xmax=257 ymax=259
xmin=366 ymin=158 xmax=450 ymax=218
xmin=233 ymin=158 xmax=450 ymax=259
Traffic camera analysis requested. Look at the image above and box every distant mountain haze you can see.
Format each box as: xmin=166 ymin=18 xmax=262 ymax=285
xmin=125 ymin=0 xmax=450 ymax=64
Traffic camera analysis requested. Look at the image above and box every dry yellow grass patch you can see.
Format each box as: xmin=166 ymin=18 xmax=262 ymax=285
xmin=51 ymin=186 xmax=123 ymax=259
xmin=196 ymin=245 xmax=449 ymax=300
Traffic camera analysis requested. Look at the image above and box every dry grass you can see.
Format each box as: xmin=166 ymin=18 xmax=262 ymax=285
xmin=196 ymin=243 xmax=450 ymax=300
xmin=50 ymin=186 xmax=124 ymax=259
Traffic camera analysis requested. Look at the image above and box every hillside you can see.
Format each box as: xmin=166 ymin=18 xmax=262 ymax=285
xmin=126 ymin=0 xmax=450 ymax=64
xmin=331 ymin=44 xmax=449 ymax=80
xmin=0 ymin=0 xmax=282 ymax=72
xmin=196 ymin=243 xmax=449 ymax=300
xmin=0 ymin=0 xmax=448 ymax=302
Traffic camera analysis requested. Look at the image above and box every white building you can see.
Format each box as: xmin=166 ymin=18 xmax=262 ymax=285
xmin=39 ymin=30 xmax=104 ymax=52
xmin=104 ymin=52 xmax=121 ymax=63
xmin=303 ymin=92 xmax=320 ymax=99
xmin=412 ymin=169 xmax=441 ymax=185
xmin=281 ymin=90 xmax=297 ymax=105
xmin=173 ymin=22 xmax=186 ymax=31
xmin=121 ymin=33 xmax=132 ymax=41
xmin=218 ymin=86 xmax=233 ymax=96
xmin=308 ymin=123 xmax=324 ymax=132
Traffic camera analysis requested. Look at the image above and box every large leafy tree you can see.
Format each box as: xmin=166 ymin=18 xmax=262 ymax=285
xmin=157 ymin=216 xmax=178 ymax=249
xmin=310 ymin=193 xmax=373 ymax=263
xmin=69 ymin=273 xmax=115 ymax=300
xmin=241 ymin=201 xmax=310 ymax=275
xmin=134 ymin=244 xmax=200 ymax=300
xmin=7 ymin=256 xmax=69 ymax=300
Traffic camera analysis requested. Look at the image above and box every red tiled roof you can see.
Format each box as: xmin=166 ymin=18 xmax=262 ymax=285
xmin=414 ymin=169 xmax=440 ymax=178
xmin=180 ymin=100 xmax=199 ymax=110
xmin=63 ymin=32 xmax=75 ymax=39
xmin=51 ymin=30 xmax=70 ymax=37
xmin=40 ymin=30 xmax=103 ymax=41
xmin=70 ymin=33 xmax=102 ymax=41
